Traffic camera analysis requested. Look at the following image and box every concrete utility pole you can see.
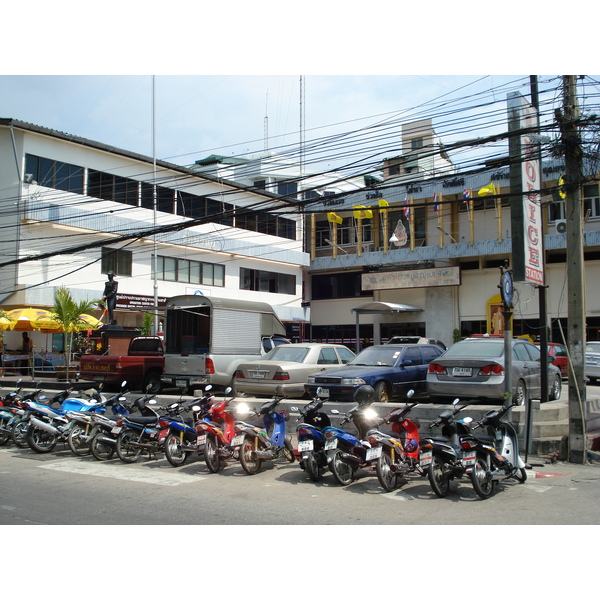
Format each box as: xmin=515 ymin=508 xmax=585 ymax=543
xmin=560 ymin=75 xmax=587 ymax=463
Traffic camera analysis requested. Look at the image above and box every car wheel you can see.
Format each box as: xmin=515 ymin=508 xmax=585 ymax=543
xmin=549 ymin=375 xmax=562 ymax=401
xmin=514 ymin=379 xmax=527 ymax=406
xmin=374 ymin=381 xmax=391 ymax=403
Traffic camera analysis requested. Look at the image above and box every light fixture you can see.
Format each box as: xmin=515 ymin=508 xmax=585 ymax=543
xmin=436 ymin=226 xmax=457 ymax=243
xmin=389 ymin=233 xmax=399 ymax=242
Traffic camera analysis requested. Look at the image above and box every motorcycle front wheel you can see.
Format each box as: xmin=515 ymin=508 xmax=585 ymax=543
xmin=11 ymin=421 xmax=30 ymax=448
xmin=0 ymin=427 xmax=10 ymax=446
xmin=26 ymin=424 xmax=58 ymax=454
xmin=116 ymin=430 xmax=143 ymax=463
xmin=239 ymin=435 xmax=262 ymax=475
xmin=428 ymin=455 xmax=451 ymax=498
xmin=470 ymin=455 xmax=497 ymax=499
xmin=329 ymin=450 xmax=353 ymax=486
xmin=376 ymin=450 xmax=400 ymax=492
xmin=514 ymin=467 xmax=527 ymax=483
xmin=68 ymin=424 xmax=91 ymax=456
xmin=165 ymin=432 xmax=189 ymax=467
xmin=90 ymin=432 xmax=115 ymax=461
xmin=203 ymin=434 xmax=221 ymax=473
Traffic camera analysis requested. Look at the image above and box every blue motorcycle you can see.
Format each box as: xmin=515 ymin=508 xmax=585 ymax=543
xmin=292 ymin=387 xmax=331 ymax=482
xmin=233 ymin=390 xmax=295 ymax=475
xmin=322 ymin=385 xmax=382 ymax=486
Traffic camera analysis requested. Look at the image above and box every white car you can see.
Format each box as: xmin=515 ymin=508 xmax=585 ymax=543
xmin=233 ymin=343 xmax=356 ymax=398
xmin=585 ymin=341 xmax=600 ymax=383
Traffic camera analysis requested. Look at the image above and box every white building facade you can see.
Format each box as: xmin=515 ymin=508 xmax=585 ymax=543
xmin=0 ymin=119 xmax=309 ymax=350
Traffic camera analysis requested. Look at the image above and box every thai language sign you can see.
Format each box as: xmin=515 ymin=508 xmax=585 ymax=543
xmin=361 ymin=266 xmax=461 ymax=291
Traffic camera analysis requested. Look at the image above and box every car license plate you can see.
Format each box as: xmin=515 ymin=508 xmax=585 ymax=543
xmin=298 ymin=440 xmax=314 ymax=452
xmin=110 ymin=426 xmax=122 ymax=434
xmin=365 ymin=446 xmax=382 ymax=461
xmin=231 ymin=434 xmax=245 ymax=447
xmin=325 ymin=439 xmax=337 ymax=450
xmin=420 ymin=451 xmax=432 ymax=467
xmin=463 ymin=451 xmax=476 ymax=466
xmin=319 ymin=388 xmax=330 ymax=398
xmin=251 ymin=371 xmax=266 ymax=379
xmin=452 ymin=367 xmax=472 ymax=377
xmin=176 ymin=380 xmax=187 ymax=388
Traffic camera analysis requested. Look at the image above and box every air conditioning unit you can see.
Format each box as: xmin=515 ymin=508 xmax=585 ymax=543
xmin=555 ymin=219 xmax=567 ymax=234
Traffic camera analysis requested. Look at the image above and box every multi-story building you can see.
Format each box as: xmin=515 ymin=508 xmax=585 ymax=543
xmin=303 ymin=120 xmax=600 ymax=350
xmin=0 ymin=118 xmax=309 ymax=351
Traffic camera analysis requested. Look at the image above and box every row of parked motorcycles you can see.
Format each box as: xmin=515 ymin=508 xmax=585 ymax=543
xmin=0 ymin=378 xmax=527 ymax=499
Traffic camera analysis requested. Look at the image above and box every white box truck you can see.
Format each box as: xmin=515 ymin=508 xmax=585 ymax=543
xmin=162 ymin=295 xmax=289 ymax=390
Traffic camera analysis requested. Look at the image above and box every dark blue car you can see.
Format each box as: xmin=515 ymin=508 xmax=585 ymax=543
xmin=304 ymin=344 xmax=444 ymax=402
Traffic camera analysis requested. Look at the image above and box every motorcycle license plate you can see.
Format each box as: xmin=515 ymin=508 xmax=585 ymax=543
xmin=231 ymin=434 xmax=245 ymax=447
xmin=111 ymin=426 xmax=122 ymax=435
xmin=420 ymin=451 xmax=432 ymax=467
xmin=365 ymin=446 xmax=382 ymax=461
xmin=298 ymin=439 xmax=314 ymax=452
xmin=196 ymin=434 xmax=207 ymax=446
xmin=463 ymin=451 xmax=477 ymax=466
xmin=324 ymin=439 xmax=337 ymax=450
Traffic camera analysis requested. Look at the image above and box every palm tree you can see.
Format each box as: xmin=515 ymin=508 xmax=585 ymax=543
xmin=52 ymin=287 xmax=100 ymax=380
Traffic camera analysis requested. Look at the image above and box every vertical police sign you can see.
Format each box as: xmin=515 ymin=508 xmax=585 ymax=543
xmin=508 ymin=92 xmax=544 ymax=285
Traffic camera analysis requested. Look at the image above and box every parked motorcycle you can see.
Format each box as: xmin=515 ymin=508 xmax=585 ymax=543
xmin=10 ymin=383 xmax=46 ymax=448
xmin=161 ymin=386 xmax=217 ymax=467
xmin=366 ymin=390 xmax=433 ymax=492
xmin=232 ymin=388 xmax=295 ymax=475
xmin=322 ymin=385 xmax=383 ymax=486
xmin=292 ymin=387 xmax=331 ymax=482
xmin=24 ymin=385 xmax=102 ymax=454
xmin=0 ymin=380 xmax=25 ymax=446
xmin=467 ymin=396 xmax=528 ymax=498
xmin=194 ymin=387 xmax=240 ymax=473
xmin=423 ymin=398 xmax=482 ymax=498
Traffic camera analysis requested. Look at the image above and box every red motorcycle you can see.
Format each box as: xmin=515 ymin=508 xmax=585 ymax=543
xmin=195 ymin=387 xmax=239 ymax=473
xmin=367 ymin=390 xmax=433 ymax=492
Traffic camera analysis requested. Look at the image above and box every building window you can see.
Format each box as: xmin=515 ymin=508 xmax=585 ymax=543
xmin=25 ymin=154 xmax=84 ymax=194
xmin=240 ymin=267 xmax=296 ymax=295
xmin=278 ymin=181 xmax=297 ymax=198
xmin=102 ymin=247 xmax=132 ymax=277
xmin=584 ymin=184 xmax=600 ymax=219
xmin=154 ymin=256 xmax=225 ymax=287
xmin=411 ymin=137 xmax=424 ymax=150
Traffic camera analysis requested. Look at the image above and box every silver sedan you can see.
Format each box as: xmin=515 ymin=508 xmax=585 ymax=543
xmin=426 ymin=337 xmax=562 ymax=404
xmin=585 ymin=341 xmax=600 ymax=383
xmin=233 ymin=343 xmax=356 ymax=398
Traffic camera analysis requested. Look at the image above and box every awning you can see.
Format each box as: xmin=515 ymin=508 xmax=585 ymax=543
xmin=351 ymin=301 xmax=422 ymax=353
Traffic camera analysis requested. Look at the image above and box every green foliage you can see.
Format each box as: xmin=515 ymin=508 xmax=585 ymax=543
xmin=141 ymin=312 xmax=154 ymax=336
xmin=453 ymin=328 xmax=462 ymax=344
xmin=52 ymin=287 xmax=99 ymax=336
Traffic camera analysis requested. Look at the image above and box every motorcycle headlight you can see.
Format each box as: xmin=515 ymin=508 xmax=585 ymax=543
xmin=341 ymin=378 xmax=366 ymax=386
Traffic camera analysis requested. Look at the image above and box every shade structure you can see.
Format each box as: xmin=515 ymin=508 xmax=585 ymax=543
xmin=69 ymin=313 xmax=102 ymax=331
xmin=0 ymin=316 xmax=14 ymax=331
xmin=5 ymin=308 xmax=62 ymax=332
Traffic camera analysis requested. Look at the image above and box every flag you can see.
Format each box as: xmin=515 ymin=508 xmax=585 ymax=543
xmin=353 ymin=205 xmax=373 ymax=219
xmin=327 ymin=212 xmax=343 ymax=225
xmin=433 ymin=192 xmax=439 ymax=212
xmin=462 ymin=188 xmax=472 ymax=204
xmin=478 ymin=183 xmax=497 ymax=197
xmin=403 ymin=197 xmax=410 ymax=220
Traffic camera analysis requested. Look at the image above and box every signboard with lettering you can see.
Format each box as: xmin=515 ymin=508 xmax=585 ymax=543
xmin=361 ymin=266 xmax=461 ymax=291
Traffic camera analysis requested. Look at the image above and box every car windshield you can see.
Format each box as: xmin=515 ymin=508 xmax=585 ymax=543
xmin=349 ymin=346 xmax=402 ymax=367
xmin=264 ymin=346 xmax=310 ymax=363
xmin=443 ymin=341 xmax=504 ymax=358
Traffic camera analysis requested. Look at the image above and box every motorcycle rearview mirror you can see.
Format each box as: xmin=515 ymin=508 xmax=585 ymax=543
xmin=147 ymin=399 xmax=158 ymax=405
xmin=121 ymin=381 xmax=127 ymax=388
xmin=224 ymin=387 xmax=232 ymax=395
xmin=290 ymin=406 xmax=299 ymax=412
xmin=191 ymin=405 xmax=201 ymax=412
xmin=168 ymin=403 xmax=178 ymax=409
xmin=452 ymin=398 xmax=460 ymax=406
xmin=462 ymin=416 xmax=473 ymax=424
xmin=406 ymin=389 xmax=415 ymax=398
xmin=205 ymin=385 xmax=213 ymax=392
xmin=330 ymin=409 xmax=341 ymax=415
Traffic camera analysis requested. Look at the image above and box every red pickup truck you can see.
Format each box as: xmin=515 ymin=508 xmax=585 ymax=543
xmin=79 ymin=336 xmax=164 ymax=393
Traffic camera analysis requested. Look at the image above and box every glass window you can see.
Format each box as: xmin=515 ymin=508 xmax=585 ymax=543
xmin=337 ymin=347 xmax=356 ymax=363
xmin=403 ymin=347 xmax=423 ymax=365
xmin=101 ymin=247 xmax=132 ymax=277
xmin=318 ymin=347 xmax=339 ymax=365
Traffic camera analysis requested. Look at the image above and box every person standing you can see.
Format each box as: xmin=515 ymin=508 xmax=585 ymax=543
xmin=20 ymin=332 xmax=33 ymax=375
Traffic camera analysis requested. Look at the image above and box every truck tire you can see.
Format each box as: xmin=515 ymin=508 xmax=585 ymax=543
xmin=143 ymin=372 xmax=162 ymax=394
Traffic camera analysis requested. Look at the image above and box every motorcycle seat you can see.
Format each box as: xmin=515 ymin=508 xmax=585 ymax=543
xmin=123 ymin=415 xmax=158 ymax=425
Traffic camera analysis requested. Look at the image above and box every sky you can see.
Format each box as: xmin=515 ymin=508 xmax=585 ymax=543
xmin=1 ymin=2 xmax=592 ymax=178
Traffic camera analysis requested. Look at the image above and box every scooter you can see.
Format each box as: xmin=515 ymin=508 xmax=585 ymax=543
xmin=9 ymin=383 xmax=46 ymax=448
xmin=161 ymin=386 xmax=217 ymax=467
xmin=0 ymin=379 xmax=25 ymax=446
xmin=195 ymin=387 xmax=239 ymax=473
xmin=232 ymin=388 xmax=295 ymax=475
xmin=366 ymin=390 xmax=433 ymax=492
xmin=468 ymin=396 xmax=528 ymax=498
xmin=292 ymin=387 xmax=331 ymax=482
xmin=322 ymin=385 xmax=383 ymax=486
xmin=422 ymin=398 xmax=481 ymax=498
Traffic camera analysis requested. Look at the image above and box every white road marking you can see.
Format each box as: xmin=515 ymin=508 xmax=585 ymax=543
xmin=37 ymin=460 xmax=205 ymax=486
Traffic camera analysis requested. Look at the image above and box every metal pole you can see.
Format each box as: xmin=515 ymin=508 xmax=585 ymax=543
xmin=152 ymin=76 xmax=159 ymax=337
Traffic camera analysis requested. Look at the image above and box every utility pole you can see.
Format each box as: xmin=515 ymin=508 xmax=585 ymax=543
xmin=560 ymin=75 xmax=587 ymax=463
